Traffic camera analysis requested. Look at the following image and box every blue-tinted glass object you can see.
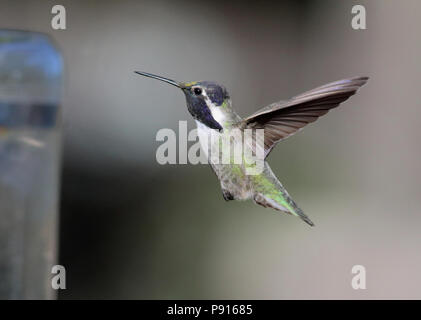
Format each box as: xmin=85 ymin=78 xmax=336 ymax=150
xmin=0 ymin=30 xmax=62 ymax=299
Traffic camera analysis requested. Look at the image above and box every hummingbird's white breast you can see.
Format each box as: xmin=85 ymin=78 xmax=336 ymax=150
xmin=195 ymin=120 xmax=220 ymax=160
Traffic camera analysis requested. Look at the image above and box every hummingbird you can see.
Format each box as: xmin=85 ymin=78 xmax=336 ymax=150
xmin=135 ymin=71 xmax=368 ymax=226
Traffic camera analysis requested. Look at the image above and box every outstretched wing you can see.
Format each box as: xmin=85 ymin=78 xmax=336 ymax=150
xmin=238 ymin=76 xmax=369 ymax=158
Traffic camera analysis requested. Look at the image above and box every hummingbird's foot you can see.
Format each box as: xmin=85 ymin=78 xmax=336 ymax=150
xmin=222 ymin=189 xmax=234 ymax=201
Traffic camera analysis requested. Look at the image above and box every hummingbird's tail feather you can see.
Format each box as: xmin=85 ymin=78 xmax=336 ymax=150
xmin=253 ymin=192 xmax=314 ymax=227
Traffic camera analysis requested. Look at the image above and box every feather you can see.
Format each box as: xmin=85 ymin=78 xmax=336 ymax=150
xmin=238 ymin=77 xmax=369 ymax=158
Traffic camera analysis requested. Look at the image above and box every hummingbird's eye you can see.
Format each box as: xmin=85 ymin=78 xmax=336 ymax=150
xmin=193 ymin=87 xmax=202 ymax=95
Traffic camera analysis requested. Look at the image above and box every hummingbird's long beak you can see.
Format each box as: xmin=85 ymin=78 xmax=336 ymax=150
xmin=134 ymin=71 xmax=180 ymax=88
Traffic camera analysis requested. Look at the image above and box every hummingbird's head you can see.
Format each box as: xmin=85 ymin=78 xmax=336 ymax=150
xmin=179 ymin=80 xmax=231 ymax=131
xmin=135 ymin=71 xmax=230 ymax=132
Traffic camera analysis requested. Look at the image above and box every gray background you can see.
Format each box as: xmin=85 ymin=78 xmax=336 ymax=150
xmin=2 ymin=0 xmax=421 ymax=298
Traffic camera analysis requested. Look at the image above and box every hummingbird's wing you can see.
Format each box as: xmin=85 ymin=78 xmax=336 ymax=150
xmin=238 ymin=76 xmax=368 ymax=158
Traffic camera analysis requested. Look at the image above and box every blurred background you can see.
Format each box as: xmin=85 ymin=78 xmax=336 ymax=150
xmin=1 ymin=0 xmax=421 ymax=299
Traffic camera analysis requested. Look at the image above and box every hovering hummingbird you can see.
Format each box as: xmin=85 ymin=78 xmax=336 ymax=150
xmin=135 ymin=71 xmax=368 ymax=226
